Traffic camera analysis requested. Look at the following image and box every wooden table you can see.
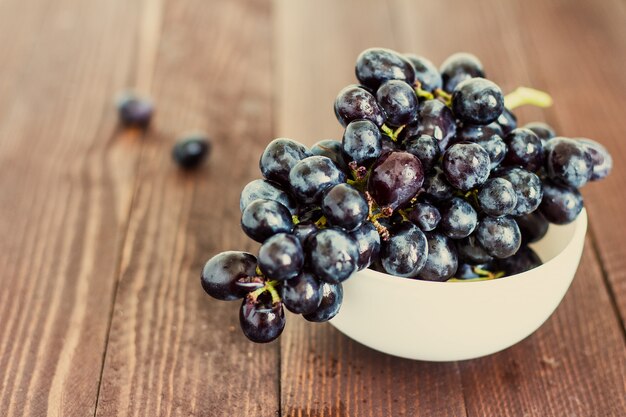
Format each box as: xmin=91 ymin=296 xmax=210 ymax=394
xmin=1 ymin=0 xmax=625 ymax=415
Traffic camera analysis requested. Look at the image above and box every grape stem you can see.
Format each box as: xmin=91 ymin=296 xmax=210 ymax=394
xmin=448 ymin=266 xmax=505 ymax=282
xmin=504 ymin=87 xmax=553 ymax=110
xmin=315 ymin=216 xmax=327 ymax=228
xmin=434 ymin=88 xmax=452 ymax=106
xmin=292 ymin=214 xmax=300 ymax=225
xmin=249 ymin=279 xmax=282 ymax=304
xmin=380 ymin=124 xmax=405 ymax=142
xmin=365 ymin=191 xmax=391 ymax=240
xmin=414 ymin=81 xmax=435 ymax=101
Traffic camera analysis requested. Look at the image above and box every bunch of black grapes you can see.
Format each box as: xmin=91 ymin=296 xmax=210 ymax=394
xmin=201 ymin=48 xmax=613 ymax=342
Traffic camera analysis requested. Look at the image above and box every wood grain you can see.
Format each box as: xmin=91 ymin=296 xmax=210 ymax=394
xmin=0 ymin=0 xmax=143 ymax=415
xmin=94 ymin=0 xmax=280 ymax=416
xmin=275 ymin=1 xmax=467 ymax=416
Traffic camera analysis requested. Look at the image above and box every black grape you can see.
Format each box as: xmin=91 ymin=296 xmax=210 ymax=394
xmin=355 ymin=47 xmax=416 ymax=90
xmin=201 ymin=251 xmax=258 ymax=301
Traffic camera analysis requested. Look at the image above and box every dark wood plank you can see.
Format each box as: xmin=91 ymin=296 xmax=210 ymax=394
xmin=389 ymin=0 xmax=626 ymax=415
xmin=95 ymin=0 xmax=280 ymax=416
xmin=275 ymin=1 xmax=467 ymax=416
xmin=0 ymin=0 xmax=143 ymax=415
xmin=513 ymin=0 xmax=626 ymax=327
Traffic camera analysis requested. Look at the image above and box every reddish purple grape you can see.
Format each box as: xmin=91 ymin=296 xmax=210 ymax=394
xmin=334 ymin=85 xmax=386 ymax=127
xmin=368 ymin=151 xmax=424 ymax=210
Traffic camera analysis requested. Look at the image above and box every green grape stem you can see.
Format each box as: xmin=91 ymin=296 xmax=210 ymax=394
xmin=249 ymin=279 xmax=282 ymax=304
xmin=434 ymin=88 xmax=453 ymax=106
xmin=504 ymin=87 xmax=553 ymax=110
xmin=380 ymin=123 xmax=405 ymax=142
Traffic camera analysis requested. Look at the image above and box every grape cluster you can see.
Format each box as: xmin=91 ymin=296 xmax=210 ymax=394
xmin=201 ymin=47 xmax=613 ymax=343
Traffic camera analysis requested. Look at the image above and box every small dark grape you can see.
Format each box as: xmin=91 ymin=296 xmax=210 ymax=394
xmin=497 ymin=167 xmax=543 ymax=216
xmin=456 ymin=235 xmax=493 ymax=264
xmin=293 ymin=222 xmax=318 ymax=246
xmin=381 ymin=134 xmax=400 ymax=153
xmin=497 ymin=246 xmax=542 ymax=276
xmin=419 ymin=232 xmax=458 ymax=282
xmin=407 ymin=202 xmax=441 ymax=232
xmin=321 ymin=183 xmax=368 ymax=231
xmin=307 ymin=228 xmax=359 ymax=283
xmin=289 ymin=156 xmax=346 ymax=204
xmin=355 ymin=47 xmax=416 ymax=90
xmin=172 ymin=134 xmax=210 ymax=169
xmin=539 ymin=181 xmax=583 ymax=225
xmin=476 ymin=216 xmax=521 ymax=259
xmin=423 ymin=165 xmax=455 ymax=201
xmin=503 ymin=128 xmax=543 ymax=171
xmin=381 ymin=223 xmax=428 ymax=277
xmin=281 ymin=271 xmax=322 ymax=315
xmin=442 ymin=142 xmax=491 ymax=191
xmin=452 ymin=78 xmax=504 ymax=125
xmin=303 ymin=282 xmax=343 ymax=322
xmin=368 ymin=151 xmax=424 ymax=210
xmin=376 ymin=80 xmax=419 ymax=127
xmin=456 ymin=121 xmax=503 ymax=143
xmin=408 ymin=99 xmax=456 ymax=151
xmin=515 ymin=211 xmax=549 ymax=244
xmin=260 ymin=138 xmax=311 ymax=185
xmin=439 ymin=197 xmax=478 ymax=239
xmin=546 ymin=138 xmax=593 ymax=188
xmin=258 ymin=233 xmax=304 ymax=281
xmin=311 ymin=139 xmax=350 ymax=173
xmin=477 ymin=178 xmax=517 ymax=217
xmin=350 ymin=221 xmax=381 ymax=270
xmin=334 ymin=85 xmax=386 ymax=127
xmin=342 ymin=120 xmax=382 ymax=165
xmin=523 ymin=122 xmax=556 ymax=141
xmin=403 ymin=134 xmax=440 ymax=172
xmin=440 ymin=53 xmax=485 ymax=93
xmin=404 ymin=54 xmax=442 ymax=91
xmin=116 ymin=92 xmax=154 ymax=128
xmin=475 ymin=135 xmax=507 ymax=170
xmin=240 ymin=179 xmax=297 ymax=215
xmin=241 ymin=199 xmax=293 ymax=243
xmin=201 ymin=251 xmax=258 ymax=301
xmin=578 ymin=138 xmax=613 ymax=181
xmin=497 ymin=108 xmax=518 ymax=135
xmin=240 ymin=295 xmax=285 ymax=343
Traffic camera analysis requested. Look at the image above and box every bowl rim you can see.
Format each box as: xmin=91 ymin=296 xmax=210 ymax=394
xmin=355 ymin=208 xmax=588 ymax=288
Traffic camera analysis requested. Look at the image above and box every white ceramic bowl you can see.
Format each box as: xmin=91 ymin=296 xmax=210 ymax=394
xmin=330 ymin=209 xmax=587 ymax=361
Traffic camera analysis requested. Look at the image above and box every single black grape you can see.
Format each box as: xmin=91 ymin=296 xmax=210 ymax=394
xmin=376 ymin=80 xmax=419 ymax=127
xmin=440 ymin=52 xmax=485 ymax=92
xmin=456 ymin=121 xmax=503 ymax=143
xmin=477 ymin=178 xmax=517 ymax=217
xmin=258 ymin=233 xmax=304 ymax=281
xmin=497 ymin=108 xmax=518 ymax=135
xmin=281 ymin=271 xmax=322 ymax=315
xmin=292 ymin=221 xmax=318 ymax=245
xmin=241 ymin=199 xmax=293 ymax=243
xmin=311 ymin=139 xmax=350 ymax=173
xmin=455 ymin=235 xmax=493 ymax=264
xmin=307 ymin=228 xmax=359 ymax=283
xmin=476 ymin=216 xmax=521 ymax=259
xmin=422 ymin=165 xmax=455 ymax=201
xmin=403 ymin=134 xmax=440 ymax=172
xmin=172 ymin=134 xmax=210 ymax=169
xmin=289 ymin=156 xmax=346 ymax=204
xmin=539 ymin=181 xmax=583 ymax=225
xmin=546 ymin=138 xmax=593 ymax=188
xmin=497 ymin=246 xmax=542 ymax=276
xmin=497 ymin=167 xmax=543 ymax=216
xmin=452 ymin=78 xmax=504 ymax=125
xmin=240 ymin=179 xmax=297 ymax=215
xmin=578 ymin=138 xmax=613 ymax=181
xmin=404 ymin=54 xmax=442 ymax=92
xmin=116 ymin=92 xmax=154 ymax=128
xmin=407 ymin=202 xmax=441 ymax=232
xmin=350 ymin=221 xmax=381 ymax=270
xmin=303 ymin=282 xmax=343 ymax=322
xmin=439 ymin=197 xmax=478 ymax=239
xmin=419 ymin=232 xmax=458 ymax=282
xmin=503 ymin=128 xmax=544 ymax=171
xmin=240 ymin=295 xmax=285 ymax=343
xmin=515 ymin=211 xmax=549 ymax=244
xmin=475 ymin=135 xmax=507 ymax=170
xmin=442 ymin=142 xmax=491 ymax=191
xmin=380 ymin=222 xmax=428 ymax=277
xmin=334 ymin=85 xmax=386 ymax=127
xmin=523 ymin=122 xmax=556 ymax=141
xmin=201 ymin=251 xmax=258 ymax=301
xmin=342 ymin=120 xmax=382 ymax=165
xmin=404 ymin=99 xmax=456 ymax=152
xmin=368 ymin=151 xmax=424 ymax=210
xmin=321 ymin=183 xmax=369 ymax=231
xmin=355 ymin=47 xmax=416 ymax=90
xmin=260 ymin=138 xmax=311 ymax=185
